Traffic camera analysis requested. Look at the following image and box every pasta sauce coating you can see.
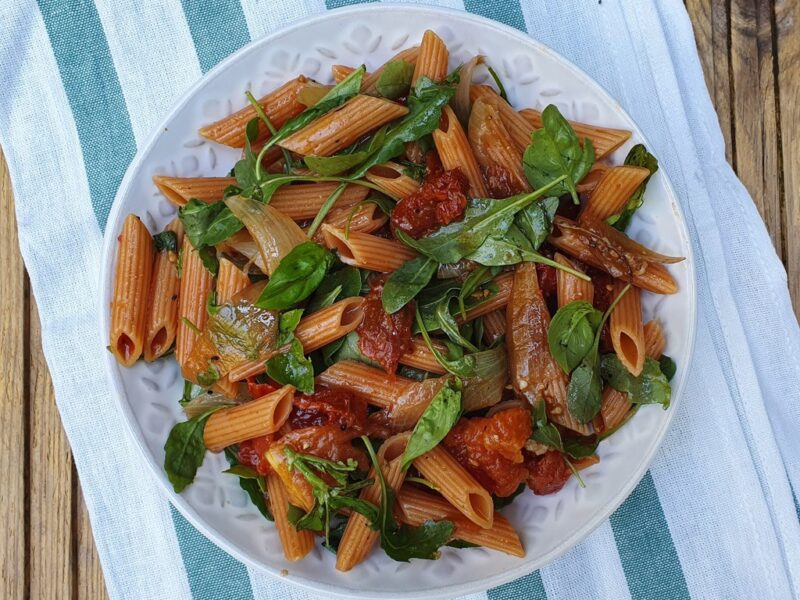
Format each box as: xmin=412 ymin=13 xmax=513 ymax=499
xmin=289 ymin=387 xmax=367 ymax=431
xmin=443 ymin=407 xmax=532 ymax=497
xmin=357 ymin=278 xmax=415 ymax=374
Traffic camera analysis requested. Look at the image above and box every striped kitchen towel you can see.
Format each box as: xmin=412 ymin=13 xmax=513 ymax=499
xmin=1 ymin=0 xmax=799 ymax=599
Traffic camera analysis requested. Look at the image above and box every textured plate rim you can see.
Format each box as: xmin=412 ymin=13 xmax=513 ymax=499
xmin=98 ymin=5 xmax=698 ymax=599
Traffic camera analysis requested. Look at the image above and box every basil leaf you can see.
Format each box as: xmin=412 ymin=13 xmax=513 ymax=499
xmin=266 ymin=338 xmax=314 ymax=393
xmin=327 ymin=331 xmax=380 ymax=368
xmin=277 ymin=308 xmax=304 ymax=345
xmin=547 ymin=301 xmax=603 ymax=374
xmin=197 ymin=246 xmax=219 ymax=278
xmin=234 ymin=134 xmax=260 ymax=191
xmin=466 ymin=224 xmax=534 ymax=266
xmin=600 ymin=355 xmax=672 ymax=408
xmin=446 ymin=539 xmax=480 ymax=549
xmin=659 ymin=355 xmax=677 ymax=381
xmin=398 ymin=179 xmax=565 ymax=264
xmin=256 ymin=242 xmax=333 ymax=310
xmin=608 ymin=144 xmax=658 ymax=231
xmin=352 ymin=77 xmax=456 ymax=178
xmin=304 ymin=127 xmax=388 ymax=176
xmin=163 ymin=409 xmax=219 ymax=492
xmin=567 ymin=362 xmax=603 ymax=423
xmin=153 ymin=230 xmax=178 ymax=253
xmin=363 ymin=437 xmax=454 ymax=562
xmin=376 ymin=60 xmax=414 ymax=99
xmin=382 ymin=256 xmax=438 ymax=314
xmin=179 ymin=199 xmax=243 ymax=249
xmin=401 ymin=378 xmax=463 ymax=470
xmin=515 ymin=196 xmax=559 ymax=250
xmin=523 ymin=104 xmax=594 ymax=204
xmin=562 ymin=435 xmax=599 ymax=459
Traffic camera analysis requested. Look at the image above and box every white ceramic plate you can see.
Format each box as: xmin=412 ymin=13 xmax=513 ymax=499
xmin=100 ymin=5 xmax=697 ymax=598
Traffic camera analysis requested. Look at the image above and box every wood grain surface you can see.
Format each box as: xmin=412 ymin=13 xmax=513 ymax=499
xmin=0 ymin=2 xmax=798 ymax=597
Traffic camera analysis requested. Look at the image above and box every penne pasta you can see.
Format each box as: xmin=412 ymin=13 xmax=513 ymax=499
xmin=278 ymin=95 xmax=408 ymax=157
xmin=153 ymin=176 xmax=234 ymax=207
xmin=643 ymin=320 xmax=666 ymax=360
xmin=336 ymin=433 xmax=410 ymax=571
xmin=580 ymin=165 xmax=651 ymax=223
xmin=506 ymin=262 xmax=590 ymax=435
xmin=461 ymin=272 xmax=514 ymax=322
xmin=412 ymin=445 xmax=494 ymax=529
xmin=397 ymin=486 xmax=524 ymax=557
xmin=317 ymin=202 xmax=388 ymax=237
xmin=176 ymin=238 xmax=214 ymax=375
xmin=610 ymin=279 xmax=645 ymax=376
xmin=365 ymin=162 xmax=421 ymax=199
xmin=398 ymin=336 xmax=448 ymax=375
xmin=412 ymin=30 xmax=448 ymax=84
xmin=482 ymin=310 xmax=506 ymax=346
xmin=434 ymin=105 xmax=488 ymax=197
xmin=143 ymin=219 xmax=184 ymax=362
xmin=216 ymin=257 xmax=250 ymax=304
xmin=110 ymin=214 xmax=155 ymax=367
xmin=203 ymin=385 xmax=295 ymax=452
xmin=316 ymin=361 xmax=413 ymax=409
xmin=320 ymin=226 xmax=418 ymax=272
xmin=227 ymin=297 xmax=365 ymax=381
xmin=271 ymin=182 xmax=368 ymax=220
xmin=199 ymin=76 xmax=308 ymax=147
xmin=576 ymin=162 xmax=611 ymax=195
xmin=266 ymin=473 xmax=315 ymax=562
xmin=555 ymin=253 xmax=594 ymax=307
xmin=468 ymin=98 xmax=530 ymax=194
xmin=519 ymin=107 xmax=632 ymax=160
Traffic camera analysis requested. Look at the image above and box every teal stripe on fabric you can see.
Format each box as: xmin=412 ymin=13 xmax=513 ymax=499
xmin=326 ymin=0 xmax=377 ymax=8
xmin=464 ymin=0 xmax=526 ymax=32
xmin=171 ymin=507 xmax=255 ymax=600
xmin=488 ymin=570 xmax=547 ymax=600
xmin=36 ymin=0 xmax=136 ymax=230
xmin=180 ymin=0 xmax=250 ymax=73
xmin=610 ymin=472 xmax=690 ymax=600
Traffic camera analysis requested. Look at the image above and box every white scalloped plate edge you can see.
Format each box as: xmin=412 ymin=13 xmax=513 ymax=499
xmin=98 ymin=5 xmax=697 ymax=599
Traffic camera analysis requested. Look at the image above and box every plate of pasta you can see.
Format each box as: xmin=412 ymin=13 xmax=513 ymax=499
xmin=100 ymin=5 xmax=695 ymax=598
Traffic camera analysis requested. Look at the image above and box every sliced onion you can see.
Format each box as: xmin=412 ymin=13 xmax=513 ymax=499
xmin=297 ymin=82 xmax=332 ymax=107
xmin=225 ymin=195 xmax=307 ymax=275
xmin=454 ymin=55 xmax=485 ymax=127
xmin=463 ymin=345 xmax=508 ymax=413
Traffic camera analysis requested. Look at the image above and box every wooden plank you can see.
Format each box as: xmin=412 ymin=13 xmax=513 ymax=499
xmin=0 ymin=149 xmax=27 ymax=598
xmin=76 ymin=485 xmax=109 ymax=600
xmin=28 ymin=300 xmax=73 ymax=598
xmin=775 ymin=0 xmax=800 ymax=318
xmin=729 ymin=0 xmax=784 ymax=254
xmin=685 ymin=0 xmax=734 ymax=162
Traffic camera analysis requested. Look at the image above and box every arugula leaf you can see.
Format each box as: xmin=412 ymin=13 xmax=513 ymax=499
xmin=153 ymin=230 xmax=178 ymax=253
xmin=266 ymin=338 xmax=314 ymax=393
xmin=415 ymin=308 xmax=477 ymax=377
xmin=434 ymin=295 xmax=479 ymax=352
xmin=397 ymin=178 xmax=565 ymax=264
xmin=198 ymin=246 xmax=220 ymax=277
xmin=381 ymin=256 xmax=438 ymax=314
xmin=523 ymin=104 xmax=594 ymax=204
xmin=599 ymin=355 xmax=672 ymax=408
xmin=486 ymin=65 xmax=508 ymax=101
xmin=304 ymin=126 xmax=388 ymax=176
xmin=608 ymin=144 xmax=658 ymax=231
xmin=308 ymin=265 xmax=362 ymax=312
xmin=659 ymin=355 xmax=677 ymax=381
xmin=566 ymin=285 xmax=630 ymax=423
xmin=179 ymin=200 xmax=243 ymax=249
xmin=401 ymin=378 xmax=463 ymax=470
xmin=362 ymin=437 xmax=454 ymax=561
xmin=223 ymin=447 xmax=273 ymax=521
xmin=456 ymin=266 xmax=492 ymax=319
xmin=376 ymin=60 xmax=415 ymax=99
xmin=547 ymin=301 xmax=603 ymax=374
xmin=515 ymin=196 xmax=559 ymax=250
xmin=256 ymin=242 xmax=333 ymax=310
xmin=163 ymin=408 xmax=220 ymax=492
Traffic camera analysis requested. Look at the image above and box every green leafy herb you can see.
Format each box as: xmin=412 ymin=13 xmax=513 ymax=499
xmin=659 ymin=355 xmax=677 ymax=381
xmin=163 ymin=408 xmax=220 ymax=492
xmin=307 ymin=266 xmax=362 ymax=312
xmin=415 ymin=308 xmax=477 ymax=377
xmin=515 ymin=196 xmax=559 ymax=249
xmin=153 ymin=230 xmax=178 ymax=253
xmin=397 ymin=177 xmax=566 ymax=264
xmin=599 ymin=355 xmax=672 ymax=408
xmin=566 ymin=285 xmax=630 ymax=423
xmin=523 ymin=104 xmax=595 ymax=204
xmin=277 ymin=308 xmax=304 ymax=344
xmin=562 ymin=435 xmax=600 ymax=459
xmin=493 ymin=483 xmax=525 ymax=510
xmin=446 ymin=539 xmax=480 ymax=549
xmin=457 ymin=266 xmax=492 ymax=319
xmin=304 ymin=126 xmax=389 ymax=177
xmin=401 ymin=378 xmax=463 ymax=470
xmin=223 ymin=447 xmax=273 ymax=521
xmin=486 ymin=65 xmax=508 ymax=101
xmin=608 ymin=144 xmax=658 ymax=231
xmin=381 ymin=256 xmax=438 ymax=314
xmin=179 ymin=199 xmax=243 ymax=249
xmin=326 ymin=331 xmax=380 ymax=368
xmin=266 ymin=338 xmax=314 ymax=393
xmin=206 ymin=290 xmax=221 ymax=317
xmin=376 ymin=60 xmax=415 ymax=99
xmin=434 ymin=295 xmax=479 ymax=352
xmin=179 ymin=380 xmax=204 ymax=407
xmin=399 ymin=160 xmax=427 ymax=182
xmin=547 ymin=301 xmax=603 ymax=374
xmin=529 ymin=401 xmax=586 ymax=486
xmin=197 ymin=246 xmax=219 ymax=277
xmin=256 ymin=242 xmax=333 ymax=310
xmin=362 ymin=437 xmax=454 ymax=561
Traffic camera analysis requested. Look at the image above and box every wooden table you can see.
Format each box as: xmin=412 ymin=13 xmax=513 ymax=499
xmin=1 ymin=2 xmax=797 ymax=597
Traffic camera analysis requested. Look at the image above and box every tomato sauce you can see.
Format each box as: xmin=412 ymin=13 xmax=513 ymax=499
xmin=443 ymin=407 xmax=532 ymax=497
xmin=289 ymin=387 xmax=367 ymax=431
xmin=237 ymin=434 xmax=274 ymax=476
xmin=356 ymin=277 xmax=414 ymax=375
xmin=525 ymin=450 xmax=572 ymax=495
xmin=246 ymin=378 xmax=278 ymax=399
xmin=390 ymin=161 xmax=469 ymax=239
